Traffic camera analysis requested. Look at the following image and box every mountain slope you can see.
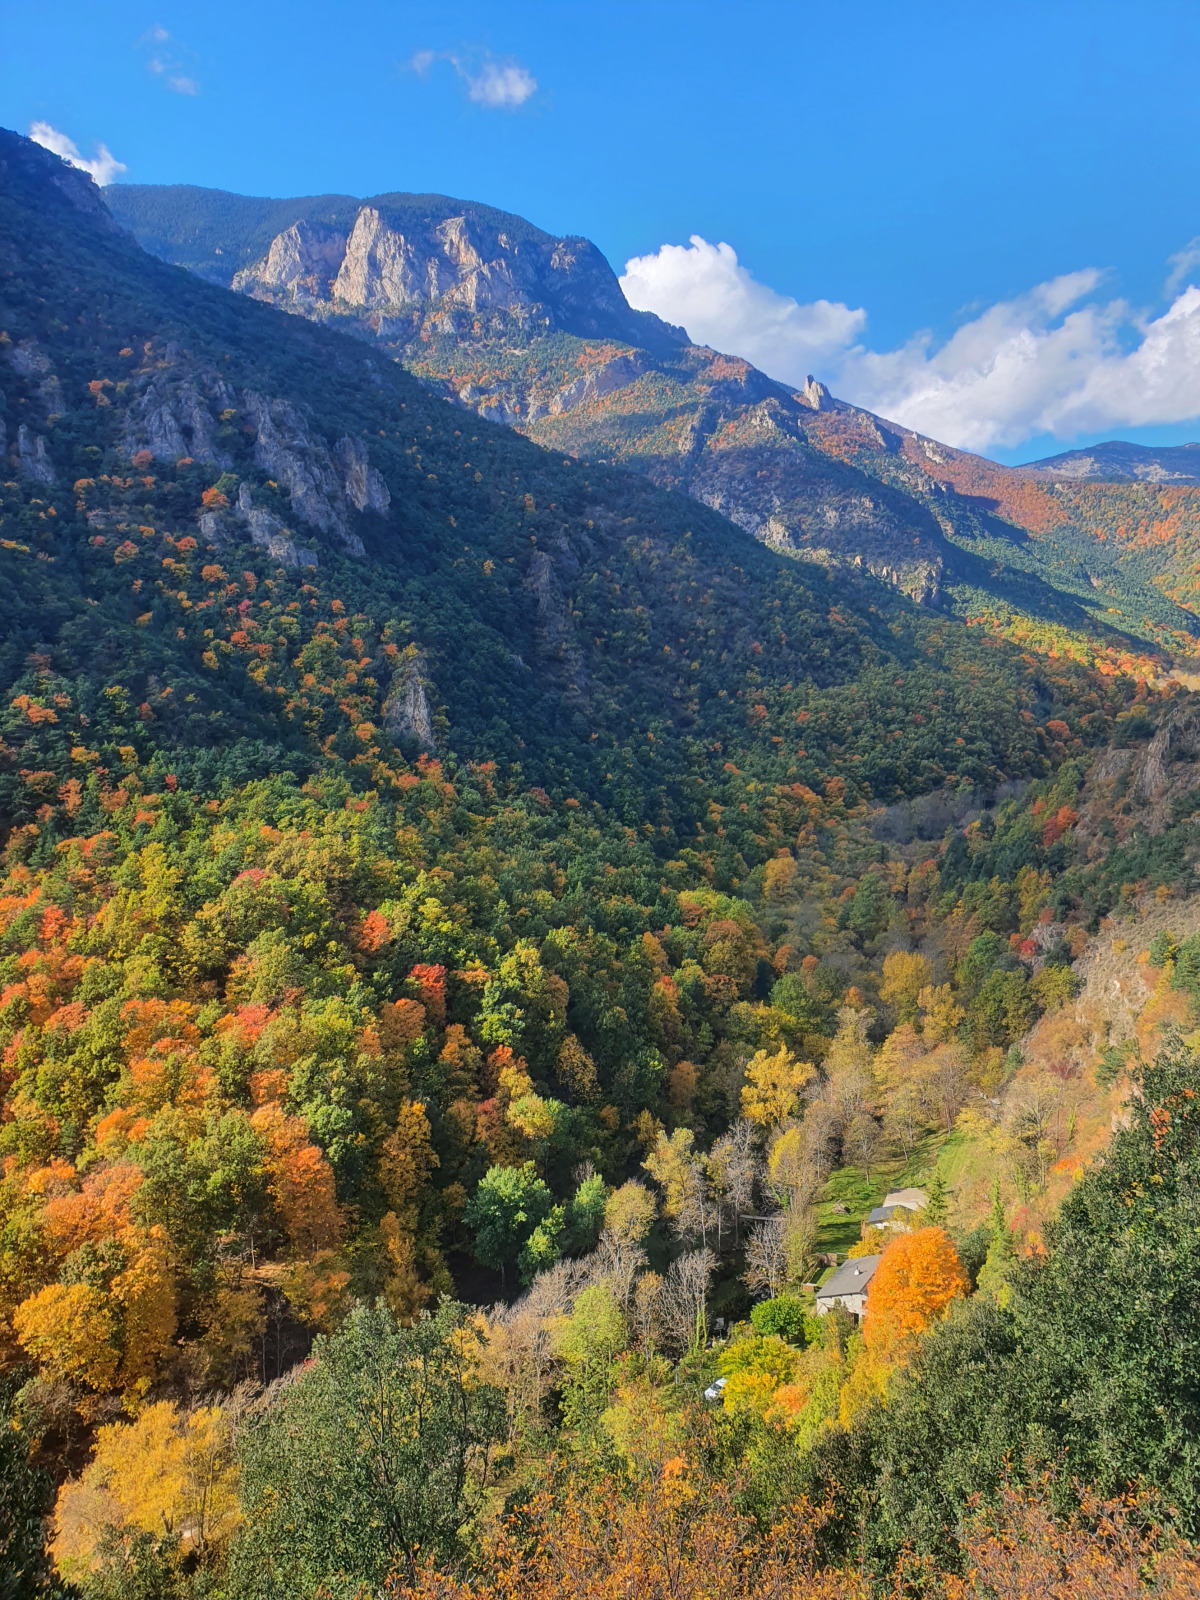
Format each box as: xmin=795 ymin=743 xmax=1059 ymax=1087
xmin=3 ymin=130 xmax=1109 ymax=836
xmin=1023 ymin=439 xmax=1200 ymax=484
xmin=9 ymin=134 xmax=1200 ymax=1594
xmin=106 ymin=181 xmax=1200 ymax=667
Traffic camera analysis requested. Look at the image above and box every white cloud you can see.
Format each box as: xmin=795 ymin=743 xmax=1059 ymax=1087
xmin=462 ymin=59 xmax=536 ymax=109
xmin=138 ymin=25 xmax=199 ymax=94
xmin=408 ymin=48 xmax=536 ymax=109
xmin=1166 ymin=237 xmax=1200 ymax=297
xmin=620 ymin=234 xmax=1200 ymax=452
xmin=621 ymin=235 xmax=864 ymax=380
xmin=840 ymin=276 xmax=1200 ymax=451
xmin=29 ymin=121 xmax=127 ymax=187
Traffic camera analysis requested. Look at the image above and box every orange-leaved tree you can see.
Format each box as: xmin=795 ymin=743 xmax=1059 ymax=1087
xmin=839 ymin=1226 xmax=968 ymax=1425
xmin=389 ymin=1459 xmax=863 ymax=1600
xmin=863 ymin=1225 xmax=970 ymax=1358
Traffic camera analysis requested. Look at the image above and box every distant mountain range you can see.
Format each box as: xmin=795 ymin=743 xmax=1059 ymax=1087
xmin=100 ymin=183 xmax=1200 ymax=668
xmin=1022 ymin=439 xmax=1200 ymax=484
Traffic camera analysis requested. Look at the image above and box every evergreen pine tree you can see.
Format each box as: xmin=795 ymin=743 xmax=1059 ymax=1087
xmin=922 ymin=1170 xmax=950 ymax=1227
xmin=976 ymin=1181 xmax=1017 ymax=1304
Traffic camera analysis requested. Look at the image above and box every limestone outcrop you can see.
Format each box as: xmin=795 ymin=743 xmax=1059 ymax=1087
xmin=121 ymin=366 xmax=234 ymax=466
xmin=230 ymin=202 xmax=669 ymax=344
xmin=232 ymin=220 xmax=348 ymax=309
xmin=111 ymin=348 xmax=390 ymax=558
xmin=382 ymin=649 xmax=435 ymax=747
xmin=17 ymin=423 xmax=55 ymax=484
xmin=6 ymin=337 xmax=63 ymax=417
xmin=798 ymin=374 xmax=834 ymax=412
xmin=334 ymin=435 xmax=390 ymax=514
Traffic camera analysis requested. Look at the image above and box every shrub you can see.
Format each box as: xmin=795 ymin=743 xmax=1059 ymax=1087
xmin=749 ymin=1295 xmax=810 ymax=1344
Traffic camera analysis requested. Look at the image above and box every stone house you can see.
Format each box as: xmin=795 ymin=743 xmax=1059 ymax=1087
xmin=814 ymin=1254 xmax=881 ymax=1318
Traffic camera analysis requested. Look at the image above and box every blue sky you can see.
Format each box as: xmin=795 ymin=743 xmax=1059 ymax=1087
xmin=8 ymin=0 xmax=1200 ymax=462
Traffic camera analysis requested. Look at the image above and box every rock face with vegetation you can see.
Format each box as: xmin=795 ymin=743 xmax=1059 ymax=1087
xmin=4 ymin=127 xmax=1200 ymax=1598
xmin=110 ymin=182 xmax=1200 ymax=659
xmin=114 ymin=182 xmax=676 ymax=347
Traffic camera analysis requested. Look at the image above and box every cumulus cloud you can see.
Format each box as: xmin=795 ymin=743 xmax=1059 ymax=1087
xmin=409 ymin=49 xmax=536 ymax=109
xmin=841 ymin=274 xmax=1200 ymax=451
xmin=29 ymin=121 xmax=127 ymax=187
xmin=462 ymin=59 xmax=536 ymax=108
xmin=621 ymin=234 xmax=1200 ymax=452
xmin=621 ymin=236 xmax=865 ymax=380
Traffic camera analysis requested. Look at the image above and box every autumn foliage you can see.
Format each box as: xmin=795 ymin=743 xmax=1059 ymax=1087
xmin=393 ymin=1464 xmax=864 ymax=1600
xmin=838 ymin=1227 xmax=969 ymax=1425
xmin=393 ymin=1467 xmax=1200 ymax=1600
xmin=862 ymin=1226 xmax=970 ymax=1360
xmin=5 ymin=128 xmax=1200 ymax=1600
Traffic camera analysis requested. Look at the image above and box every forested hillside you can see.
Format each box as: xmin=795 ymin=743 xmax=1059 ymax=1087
xmin=108 ymin=179 xmax=1200 ymax=670
xmin=5 ymin=128 xmax=1200 ymax=1597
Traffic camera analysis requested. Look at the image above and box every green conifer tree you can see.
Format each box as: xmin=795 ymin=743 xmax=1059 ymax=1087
xmin=976 ymin=1181 xmax=1017 ymax=1305
xmin=922 ymin=1170 xmax=950 ymax=1227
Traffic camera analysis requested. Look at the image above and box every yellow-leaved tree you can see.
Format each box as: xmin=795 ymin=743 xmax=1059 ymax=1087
xmin=12 ymin=1221 xmax=176 ymax=1397
xmin=879 ymin=950 xmax=933 ymax=1025
xmin=52 ymin=1399 xmax=242 ymax=1581
xmin=378 ymin=1097 xmax=440 ymax=1321
xmin=12 ymin=1283 xmax=120 ymax=1392
xmin=740 ymin=1046 xmax=815 ymax=1130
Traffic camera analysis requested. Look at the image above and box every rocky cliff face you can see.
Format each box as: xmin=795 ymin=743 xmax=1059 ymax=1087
xmin=121 ymin=362 xmax=235 ymax=466
xmin=118 ymin=180 xmax=1183 ymax=630
xmin=1077 ymin=699 xmax=1200 ymax=850
xmin=230 ymin=200 xmax=669 ymax=344
xmin=232 ymin=220 xmax=348 ymax=309
xmin=382 ymin=647 xmax=436 ymax=747
xmin=110 ymin=342 xmax=389 ymax=559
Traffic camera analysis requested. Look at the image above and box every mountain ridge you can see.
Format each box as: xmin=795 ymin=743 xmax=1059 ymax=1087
xmin=105 ymin=180 xmax=685 ymax=349
xmin=2 ymin=125 xmax=1086 ymax=826
xmin=104 ymin=180 xmax=1200 ymax=663
xmin=1021 ymin=437 xmax=1200 ymax=484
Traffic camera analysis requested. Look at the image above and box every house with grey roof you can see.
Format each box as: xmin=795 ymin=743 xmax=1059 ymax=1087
xmin=814 ymin=1254 xmax=881 ymax=1318
xmin=865 ymin=1186 xmax=928 ymax=1228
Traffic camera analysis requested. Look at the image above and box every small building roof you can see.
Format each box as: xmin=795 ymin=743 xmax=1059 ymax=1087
xmin=816 ymin=1254 xmax=881 ymax=1301
xmin=881 ymin=1187 xmax=928 ymax=1211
